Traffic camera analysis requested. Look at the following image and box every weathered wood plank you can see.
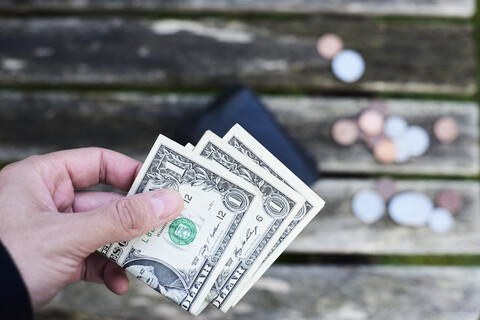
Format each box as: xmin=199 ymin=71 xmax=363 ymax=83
xmin=0 ymin=91 xmax=210 ymax=162
xmin=72 ymin=179 xmax=480 ymax=255
xmin=0 ymin=0 xmax=475 ymax=17
xmin=39 ymin=266 xmax=480 ymax=320
xmin=267 ymin=97 xmax=479 ymax=176
xmin=288 ymin=179 xmax=480 ymax=255
xmin=0 ymin=17 xmax=475 ymax=95
xmin=0 ymin=92 xmax=477 ymax=177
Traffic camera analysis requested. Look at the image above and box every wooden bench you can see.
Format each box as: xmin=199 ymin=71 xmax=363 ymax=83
xmin=39 ymin=266 xmax=480 ymax=320
xmin=0 ymin=1 xmax=478 ymax=319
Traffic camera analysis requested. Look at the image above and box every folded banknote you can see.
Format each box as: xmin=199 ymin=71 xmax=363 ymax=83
xmin=100 ymin=124 xmax=325 ymax=315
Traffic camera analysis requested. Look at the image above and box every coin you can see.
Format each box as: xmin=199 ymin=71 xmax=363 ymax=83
xmin=393 ymin=134 xmax=410 ymax=163
xmin=317 ymin=33 xmax=344 ymax=60
xmin=404 ymin=126 xmax=430 ymax=157
xmin=388 ymin=192 xmax=433 ymax=227
xmin=373 ymin=138 xmax=396 ymax=164
xmin=434 ymin=116 xmax=459 ymax=144
xmin=351 ymin=189 xmax=385 ymax=224
xmin=358 ymin=109 xmax=384 ymax=137
xmin=384 ymin=116 xmax=408 ymax=140
xmin=375 ymin=178 xmax=396 ymax=201
xmin=435 ymin=189 xmax=462 ymax=214
xmin=427 ymin=208 xmax=454 ymax=234
xmin=331 ymin=49 xmax=365 ymax=83
xmin=332 ymin=119 xmax=359 ymax=146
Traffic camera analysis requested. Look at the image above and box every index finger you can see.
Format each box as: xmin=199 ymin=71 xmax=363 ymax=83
xmin=50 ymin=147 xmax=142 ymax=191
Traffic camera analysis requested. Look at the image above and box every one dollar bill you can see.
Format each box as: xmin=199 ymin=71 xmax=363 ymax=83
xmin=194 ymin=131 xmax=306 ymax=312
xmin=222 ymin=124 xmax=325 ymax=309
xmin=100 ymin=134 xmax=263 ymax=315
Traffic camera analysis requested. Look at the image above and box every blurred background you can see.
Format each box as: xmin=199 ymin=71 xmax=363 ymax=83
xmin=0 ymin=1 xmax=479 ymax=319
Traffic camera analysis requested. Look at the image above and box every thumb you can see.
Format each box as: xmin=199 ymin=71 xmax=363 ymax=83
xmin=75 ymin=189 xmax=183 ymax=252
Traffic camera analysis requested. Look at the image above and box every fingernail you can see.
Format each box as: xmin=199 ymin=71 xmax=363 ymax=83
xmin=150 ymin=189 xmax=183 ymax=220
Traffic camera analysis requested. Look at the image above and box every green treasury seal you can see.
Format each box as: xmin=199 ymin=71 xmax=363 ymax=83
xmin=169 ymin=218 xmax=197 ymax=246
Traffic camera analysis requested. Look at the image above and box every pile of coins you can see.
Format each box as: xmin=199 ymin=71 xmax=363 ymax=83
xmin=317 ymin=33 xmax=365 ymax=83
xmin=331 ymin=106 xmax=459 ymax=164
xmin=351 ymin=178 xmax=462 ymax=234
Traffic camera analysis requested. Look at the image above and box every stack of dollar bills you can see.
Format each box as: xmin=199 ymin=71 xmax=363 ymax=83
xmin=100 ymin=124 xmax=325 ymax=315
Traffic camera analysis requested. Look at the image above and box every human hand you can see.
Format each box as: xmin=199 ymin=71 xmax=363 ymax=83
xmin=0 ymin=148 xmax=183 ymax=310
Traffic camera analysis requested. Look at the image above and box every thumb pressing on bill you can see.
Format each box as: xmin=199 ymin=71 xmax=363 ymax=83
xmin=80 ymin=189 xmax=183 ymax=253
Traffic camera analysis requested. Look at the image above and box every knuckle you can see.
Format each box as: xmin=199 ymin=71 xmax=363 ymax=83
xmin=0 ymin=161 xmax=26 ymax=183
xmin=115 ymin=197 xmax=148 ymax=235
xmin=0 ymin=162 xmax=15 ymax=177
xmin=0 ymin=159 xmax=23 ymax=174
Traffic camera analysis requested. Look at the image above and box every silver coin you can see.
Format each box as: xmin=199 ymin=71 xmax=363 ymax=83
xmin=388 ymin=192 xmax=433 ymax=227
xmin=427 ymin=208 xmax=453 ymax=234
xmin=331 ymin=50 xmax=365 ymax=83
xmin=393 ymin=134 xmax=410 ymax=163
xmin=384 ymin=116 xmax=408 ymax=140
xmin=405 ymin=126 xmax=430 ymax=157
xmin=351 ymin=189 xmax=385 ymax=224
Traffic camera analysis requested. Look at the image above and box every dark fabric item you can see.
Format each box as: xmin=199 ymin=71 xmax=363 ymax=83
xmin=0 ymin=241 xmax=33 ymax=320
xmin=174 ymin=85 xmax=319 ymax=186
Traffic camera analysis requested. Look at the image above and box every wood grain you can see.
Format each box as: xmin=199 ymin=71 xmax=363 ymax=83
xmin=0 ymin=17 xmax=475 ymax=95
xmin=287 ymin=179 xmax=480 ymax=255
xmin=1 ymin=4 xmax=478 ymax=319
xmin=0 ymin=91 xmax=477 ymax=177
xmin=0 ymin=0 xmax=475 ymax=17
xmin=265 ymin=96 xmax=479 ymax=176
xmin=0 ymin=91 xmax=210 ymax=161
xmin=39 ymin=266 xmax=480 ymax=320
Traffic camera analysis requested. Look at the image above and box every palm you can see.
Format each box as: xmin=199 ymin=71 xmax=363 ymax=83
xmin=0 ymin=148 xmax=142 ymax=309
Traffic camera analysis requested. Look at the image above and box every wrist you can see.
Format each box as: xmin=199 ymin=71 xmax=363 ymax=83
xmin=0 ymin=240 xmax=33 ymax=319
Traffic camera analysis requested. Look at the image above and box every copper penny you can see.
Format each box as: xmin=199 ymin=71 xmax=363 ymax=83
xmin=434 ymin=117 xmax=459 ymax=144
xmin=316 ymin=33 xmax=344 ymax=60
xmin=358 ymin=109 xmax=384 ymax=137
xmin=373 ymin=138 xmax=396 ymax=164
xmin=332 ymin=119 xmax=359 ymax=146
xmin=435 ymin=189 xmax=462 ymax=214
xmin=375 ymin=178 xmax=396 ymax=201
